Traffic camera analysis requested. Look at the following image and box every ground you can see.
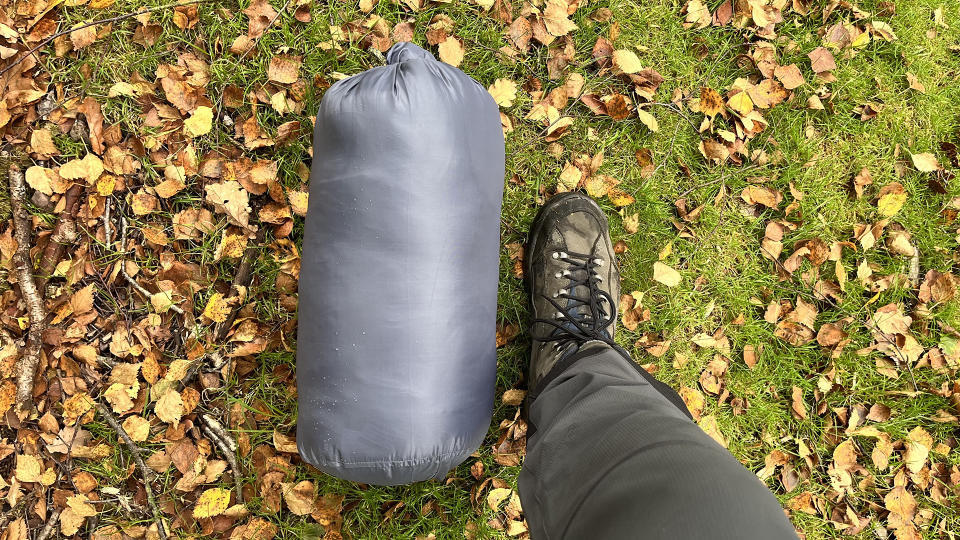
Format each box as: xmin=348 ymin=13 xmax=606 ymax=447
xmin=1 ymin=0 xmax=959 ymax=539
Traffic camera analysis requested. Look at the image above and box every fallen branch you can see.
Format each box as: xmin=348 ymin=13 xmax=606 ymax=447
xmin=35 ymin=509 xmax=61 ymax=540
xmin=38 ymin=182 xmax=84 ymax=282
xmin=94 ymin=401 xmax=168 ymax=540
xmin=200 ymin=413 xmax=243 ymax=504
xmin=8 ymin=162 xmax=46 ymax=415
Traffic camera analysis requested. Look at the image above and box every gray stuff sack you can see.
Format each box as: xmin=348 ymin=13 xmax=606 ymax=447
xmin=296 ymin=42 xmax=505 ymax=485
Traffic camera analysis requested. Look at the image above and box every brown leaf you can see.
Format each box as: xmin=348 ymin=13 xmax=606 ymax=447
xmin=542 ymin=0 xmax=578 ymax=36
xmin=508 ymin=17 xmax=532 ymax=52
xmin=244 ymin=0 xmax=278 ymax=38
xmin=808 ymin=47 xmax=837 ymax=73
xmin=774 ymin=64 xmax=805 ymax=90
xmin=791 ymin=386 xmax=808 ymax=419
xmin=832 ymin=439 xmax=858 ymax=472
xmin=918 ymin=270 xmax=956 ymax=303
xmin=268 ymin=55 xmax=302 ymax=84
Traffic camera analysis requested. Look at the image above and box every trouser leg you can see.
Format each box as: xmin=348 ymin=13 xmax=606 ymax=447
xmin=518 ymin=342 xmax=798 ymax=540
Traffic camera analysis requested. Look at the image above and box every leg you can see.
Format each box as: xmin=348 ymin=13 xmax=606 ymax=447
xmin=519 ymin=342 xmax=798 ymax=540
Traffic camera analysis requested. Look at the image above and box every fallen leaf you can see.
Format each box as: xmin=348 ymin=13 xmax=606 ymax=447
xmin=438 ymin=36 xmax=464 ymax=67
xmin=910 ymin=152 xmax=939 ymax=172
xmin=206 ymin=181 xmax=252 ymax=229
xmin=194 ymin=487 xmax=232 ymax=518
xmin=183 ymin=105 xmax=213 ymax=138
xmin=774 ymin=64 xmax=805 ymax=90
xmin=268 ymin=55 xmax=302 ymax=84
xmin=488 ymin=79 xmax=517 ymax=107
xmin=808 ymin=47 xmax=837 ymax=73
xmin=542 ymin=0 xmax=578 ymax=36
xmin=612 ymin=49 xmax=643 ymax=74
xmin=877 ymin=182 xmax=907 ymax=217
xmin=699 ymin=87 xmax=724 ymax=117
xmin=652 ymin=261 xmax=681 ymax=287
xmin=636 ymin=108 xmax=659 ymax=132
xmin=155 ymin=389 xmax=185 ymax=426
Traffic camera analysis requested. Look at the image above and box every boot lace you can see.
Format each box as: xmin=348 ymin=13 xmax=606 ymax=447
xmin=532 ymin=250 xmax=617 ymax=351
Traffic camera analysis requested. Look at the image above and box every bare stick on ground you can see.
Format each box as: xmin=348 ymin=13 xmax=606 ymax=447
xmin=95 ymin=401 xmax=169 ymax=540
xmin=200 ymin=413 xmax=243 ymax=503
xmin=8 ymin=163 xmax=46 ymax=415
xmin=35 ymin=509 xmax=61 ymax=540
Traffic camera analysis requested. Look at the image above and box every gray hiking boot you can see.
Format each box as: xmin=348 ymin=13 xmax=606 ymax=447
xmin=525 ymin=192 xmax=620 ymax=391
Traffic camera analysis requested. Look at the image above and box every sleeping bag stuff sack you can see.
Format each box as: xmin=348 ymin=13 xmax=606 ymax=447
xmin=296 ymin=42 xmax=505 ymax=485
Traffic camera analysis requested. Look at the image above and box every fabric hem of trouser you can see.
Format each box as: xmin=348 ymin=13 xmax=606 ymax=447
xmin=524 ymin=341 xmax=692 ymax=438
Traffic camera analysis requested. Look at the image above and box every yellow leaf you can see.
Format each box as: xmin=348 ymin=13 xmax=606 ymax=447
xmin=26 ymin=166 xmax=54 ymax=195
xmin=15 ymin=453 xmax=43 ymax=482
xmin=910 ymin=152 xmax=939 ymax=172
xmin=122 ymin=415 xmax=151 ymax=442
xmin=487 ymin=488 xmax=512 ymax=511
xmin=652 ymin=261 xmax=681 ymax=287
xmin=558 ymin=163 xmax=582 ymax=190
xmin=203 ymin=292 xmax=231 ymax=323
xmin=727 ymin=91 xmax=753 ymax=116
xmin=59 ymin=153 xmax=104 ymax=184
xmin=904 ymin=426 xmax=932 ymax=473
xmin=438 ymin=36 xmax=464 ymax=67
xmin=608 ymin=189 xmax=634 ymax=207
xmin=877 ymin=182 xmax=907 ymax=217
xmin=108 ymin=82 xmax=137 ymax=97
xmin=184 ymin=106 xmax=213 ymax=138
xmin=487 ymin=78 xmax=517 ymax=107
xmin=584 ymin=176 xmax=607 ymax=198
xmin=155 ymin=388 xmax=185 ymax=426
xmin=612 ymin=49 xmax=643 ymax=74
xmin=636 ymin=109 xmax=659 ymax=132
xmin=877 ymin=192 xmax=906 ymax=217
xmin=193 ymin=487 xmax=232 ymax=519
xmin=699 ymin=87 xmax=724 ymax=117
xmin=288 ymin=189 xmax=309 ymax=216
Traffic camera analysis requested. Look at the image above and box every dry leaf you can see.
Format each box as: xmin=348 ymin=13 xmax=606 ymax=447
xmin=183 ymin=105 xmax=213 ymax=138
xmin=438 ymin=36 xmax=464 ymax=67
xmin=612 ymin=49 xmax=643 ymax=74
xmin=268 ymin=55 xmax=302 ymax=84
xmin=542 ymin=0 xmax=578 ymax=36
xmin=194 ymin=487 xmax=232 ymax=518
xmin=488 ymin=79 xmax=517 ymax=107
xmin=652 ymin=261 xmax=681 ymax=287
xmin=910 ymin=152 xmax=939 ymax=172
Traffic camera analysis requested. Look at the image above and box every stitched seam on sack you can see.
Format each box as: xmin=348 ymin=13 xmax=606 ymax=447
xmin=311 ymin=447 xmax=473 ymax=467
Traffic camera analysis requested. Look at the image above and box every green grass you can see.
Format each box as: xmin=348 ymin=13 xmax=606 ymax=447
xmin=33 ymin=0 xmax=960 ymax=538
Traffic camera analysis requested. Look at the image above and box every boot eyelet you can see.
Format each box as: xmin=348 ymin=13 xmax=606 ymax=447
xmin=594 ymin=258 xmax=604 ymax=266
xmin=552 ymin=252 xmax=559 ymax=259
xmin=554 ymin=271 xmax=562 ymax=278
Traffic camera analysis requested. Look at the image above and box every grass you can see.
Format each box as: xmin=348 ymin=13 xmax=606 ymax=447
xmin=33 ymin=0 xmax=960 ymax=538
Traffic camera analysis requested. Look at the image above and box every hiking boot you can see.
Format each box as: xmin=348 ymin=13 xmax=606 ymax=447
xmin=525 ymin=192 xmax=620 ymax=391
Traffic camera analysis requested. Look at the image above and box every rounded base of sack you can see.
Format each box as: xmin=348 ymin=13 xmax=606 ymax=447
xmin=297 ymin=440 xmax=481 ymax=486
